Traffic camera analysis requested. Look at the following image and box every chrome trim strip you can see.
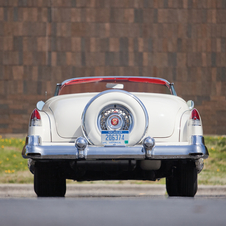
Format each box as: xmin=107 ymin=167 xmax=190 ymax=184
xmin=22 ymin=135 xmax=209 ymax=160
xmin=81 ymin=89 xmax=149 ymax=145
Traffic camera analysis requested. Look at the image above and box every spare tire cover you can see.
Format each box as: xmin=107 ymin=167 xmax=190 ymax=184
xmin=82 ymin=90 xmax=149 ymax=146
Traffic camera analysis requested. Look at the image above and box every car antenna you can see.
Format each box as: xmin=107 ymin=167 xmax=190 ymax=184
xmin=45 ymin=91 xmax=47 ymax=101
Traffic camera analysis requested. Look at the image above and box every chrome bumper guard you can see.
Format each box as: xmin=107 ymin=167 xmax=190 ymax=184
xmin=22 ymin=135 xmax=209 ymax=160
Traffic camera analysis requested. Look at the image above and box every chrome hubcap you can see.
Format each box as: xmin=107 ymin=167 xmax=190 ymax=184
xmin=98 ymin=105 xmax=133 ymax=131
xmin=106 ymin=114 xmax=123 ymax=130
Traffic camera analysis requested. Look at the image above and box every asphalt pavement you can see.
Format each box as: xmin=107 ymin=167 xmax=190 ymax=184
xmin=0 ymin=184 xmax=226 ymax=198
xmin=1 ymin=196 xmax=226 ymax=226
xmin=0 ymin=184 xmax=226 ymax=226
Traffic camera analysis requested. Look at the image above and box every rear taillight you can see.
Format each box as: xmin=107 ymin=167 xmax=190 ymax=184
xmin=190 ymin=109 xmax=201 ymax=126
xmin=30 ymin=109 xmax=41 ymax=126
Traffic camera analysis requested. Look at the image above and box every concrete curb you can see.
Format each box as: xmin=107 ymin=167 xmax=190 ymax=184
xmin=0 ymin=184 xmax=226 ymax=197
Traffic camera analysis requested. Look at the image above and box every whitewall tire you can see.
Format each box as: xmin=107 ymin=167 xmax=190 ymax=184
xmin=82 ymin=90 xmax=149 ymax=146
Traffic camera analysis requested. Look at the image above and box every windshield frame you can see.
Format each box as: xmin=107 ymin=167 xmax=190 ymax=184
xmin=55 ymin=76 xmax=177 ymax=96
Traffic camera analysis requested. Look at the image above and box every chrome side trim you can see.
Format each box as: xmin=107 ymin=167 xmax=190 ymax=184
xmin=81 ymin=89 xmax=149 ymax=145
xmin=22 ymin=135 xmax=209 ymax=160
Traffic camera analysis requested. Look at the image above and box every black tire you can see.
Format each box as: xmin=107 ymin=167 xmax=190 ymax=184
xmin=166 ymin=162 xmax=197 ymax=197
xmin=166 ymin=168 xmax=179 ymax=196
xmin=180 ymin=162 xmax=197 ymax=197
xmin=34 ymin=162 xmax=66 ymax=197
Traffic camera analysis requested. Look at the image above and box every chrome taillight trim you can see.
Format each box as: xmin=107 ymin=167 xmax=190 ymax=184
xmin=29 ymin=109 xmax=42 ymax=127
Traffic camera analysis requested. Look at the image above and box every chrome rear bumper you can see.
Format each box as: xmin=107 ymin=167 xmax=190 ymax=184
xmin=22 ymin=135 xmax=209 ymax=160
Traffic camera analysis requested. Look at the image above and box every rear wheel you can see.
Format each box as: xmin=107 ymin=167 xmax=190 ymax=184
xmin=166 ymin=161 xmax=197 ymax=197
xmin=34 ymin=162 xmax=66 ymax=197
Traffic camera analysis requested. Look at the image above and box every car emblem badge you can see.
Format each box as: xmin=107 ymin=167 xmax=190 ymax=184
xmin=111 ymin=118 xmax=119 ymax=126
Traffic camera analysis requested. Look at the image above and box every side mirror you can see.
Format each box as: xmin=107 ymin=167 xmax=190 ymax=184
xmin=187 ymin=100 xmax=194 ymax=110
xmin=36 ymin=101 xmax=45 ymax=111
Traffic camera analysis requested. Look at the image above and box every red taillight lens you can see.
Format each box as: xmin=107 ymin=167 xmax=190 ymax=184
xmin=31 ymin=109 xmax=41 ymax=120
xmin=30 ymin=109 xmax=41 ymax=126
xmin=190 ymin=108 xmax=201 ymax=126
xmin=191 ymin=109 xmax=200 ymax=120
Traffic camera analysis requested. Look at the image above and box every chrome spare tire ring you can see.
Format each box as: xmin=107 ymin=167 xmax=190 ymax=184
xmin=81 ymin=90 xmax=149 ymax=146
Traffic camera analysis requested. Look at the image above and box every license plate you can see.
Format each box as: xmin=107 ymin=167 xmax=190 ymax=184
xmin=101 ymin=131 xmax=129 ymax=145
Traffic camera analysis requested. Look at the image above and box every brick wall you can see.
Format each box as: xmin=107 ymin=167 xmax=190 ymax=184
xmin=0 ymin=0 xmax=226 ymax=134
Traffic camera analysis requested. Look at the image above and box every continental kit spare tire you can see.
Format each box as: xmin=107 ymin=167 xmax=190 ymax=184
xmin=81 ymin=90 xmax=149 ymax=146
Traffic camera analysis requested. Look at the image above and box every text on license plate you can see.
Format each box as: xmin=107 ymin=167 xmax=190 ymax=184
xmin=101 ymin=131 xmax=129 ymax=145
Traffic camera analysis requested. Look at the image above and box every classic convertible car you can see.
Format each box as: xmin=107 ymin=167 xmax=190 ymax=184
xmin=22 ymin=76 xmax=209 ymax=197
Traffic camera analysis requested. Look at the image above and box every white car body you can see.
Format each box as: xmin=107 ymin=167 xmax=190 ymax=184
xmin=22 ymin=77 xmax=208 ymax=197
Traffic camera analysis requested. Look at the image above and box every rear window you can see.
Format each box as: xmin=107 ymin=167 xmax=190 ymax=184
xmin=59 ymin=80 xmax=171 ymax=95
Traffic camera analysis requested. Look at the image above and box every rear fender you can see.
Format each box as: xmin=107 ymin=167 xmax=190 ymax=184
xmin=28 ymin=111 xmax=51 ymax=143
xmin=180 ymin=110 xmax=203 ymax=142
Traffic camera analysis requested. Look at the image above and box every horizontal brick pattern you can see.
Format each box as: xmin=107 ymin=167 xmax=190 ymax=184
xmin=0 ymin=0 xmax=226 ymax=134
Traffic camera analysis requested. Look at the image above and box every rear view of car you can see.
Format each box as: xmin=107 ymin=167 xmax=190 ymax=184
xmin=22 ymin=77 xmax=209 ymax=197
